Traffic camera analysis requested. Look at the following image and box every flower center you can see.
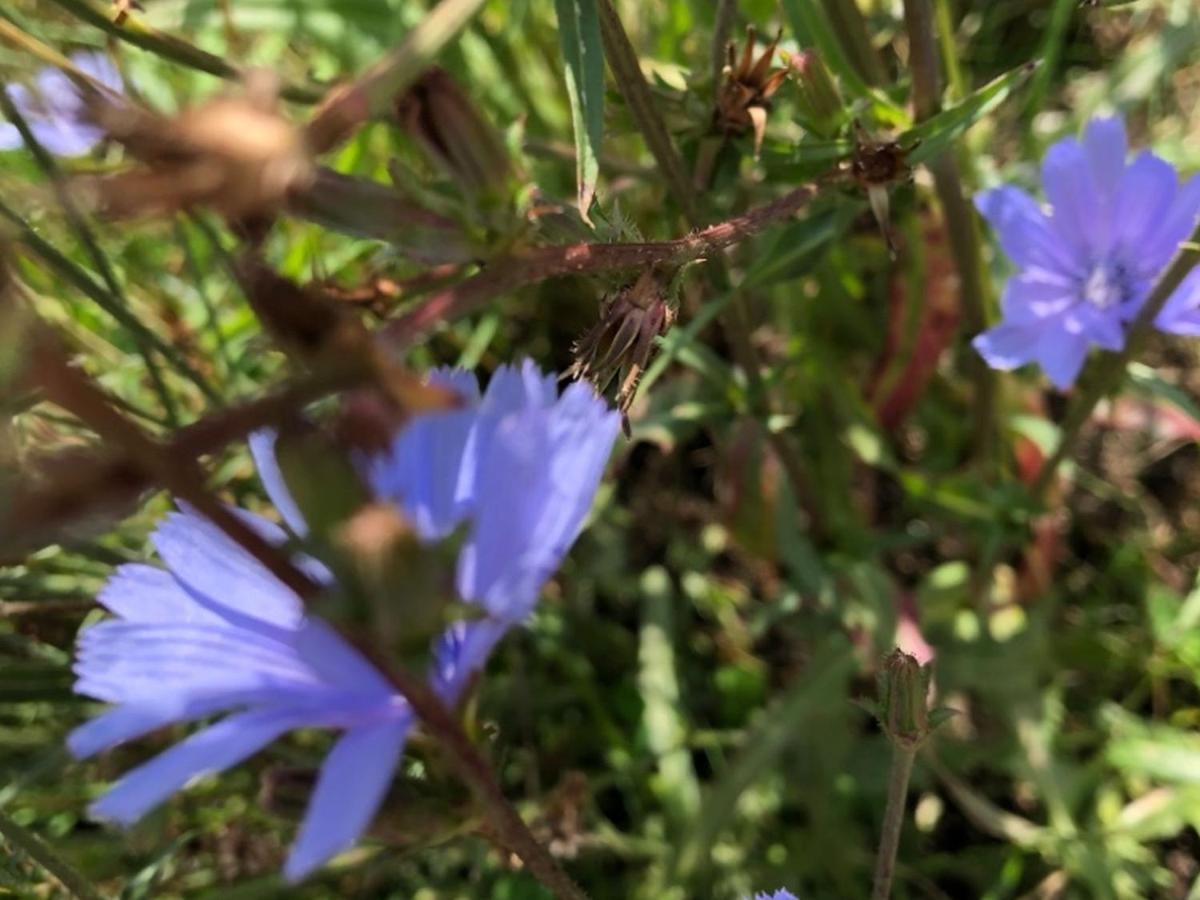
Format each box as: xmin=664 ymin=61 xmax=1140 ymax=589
xmin=1082 ymin=262 xmax=1129 ymax=310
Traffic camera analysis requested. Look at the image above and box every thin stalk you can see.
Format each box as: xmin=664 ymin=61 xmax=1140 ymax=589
xmin=386 ymin=670 xmax=590 ymax=900
xmin=902 ymin=0 xmax=996 ymax=468
xmin=588 ymin=0 xmax=822 ymax=525
xmin=819 ymin=0 xmax=888 ymax=87
xmin=0 ymin=88 xmax=181 ymax=425
xmin=711 ymin=0 xmax=738 ymax=95
xmin=383 ymin=181 xmax=824 ymax=346
xmin=37 ymin=0 xmax=321 ymax=103
xmin=870 ymin=744 xmax=916 ymax=900
xmin=0 ymin=197 xmax=220 ymax=405
xmin=933 ymin=0 xmax=966 ymax=102
xmin=596 ymin=0 xmax=698 ymax=222
xmin=0 ymin=806 xmax=105 ymax=900
xmin=1032 ymin=223 xmax=1200 ymax=498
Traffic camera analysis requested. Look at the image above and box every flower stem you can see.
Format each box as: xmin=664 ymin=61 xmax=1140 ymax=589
xmin=387 ymin=670 xmax=590 ymax=900
xmin=870 ymin=743 xmax=916 ymax=900
xmin=1032 ymin=223 xmax=1200 ymax=499
xmin=0 ymin=807 xmax=104 ymax=900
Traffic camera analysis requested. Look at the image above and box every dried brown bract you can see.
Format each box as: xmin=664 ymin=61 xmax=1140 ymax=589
xmin=714 ymin=26 xmax=789 ymax=158
xmin=849 ymin=122 xmax=916 ymax=257
xmin=567 ymin=271 xmax=675 ymax=434
xmin=394 ymin=67 xmax=511 ymax=198
xmin=82 ymin=70 xmax=315 ymax=226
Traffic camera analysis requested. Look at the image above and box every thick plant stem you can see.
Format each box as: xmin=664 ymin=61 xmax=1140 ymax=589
xmin=0 ymin=807 xmax=104 ymax=900
xmin=388 ymin=670 xmax=590 ymax=900
xmin=1032 ymin=223 xmax=1200 ymax=499
xmin=870 ymin=744 xmax=916 ymax=900
xmin=902 ymin=0 xmax=996 ymax=467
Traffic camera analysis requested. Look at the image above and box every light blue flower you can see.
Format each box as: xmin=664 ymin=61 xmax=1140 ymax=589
xmin=71 ymin=360 xmax=619 ymax=880
xmin=973 ymin=117 xmax=1200 ymax=388
xmin=748 ymin=891 xmax=798 ymax=900
xmin=0 ymin=51 xmax=121 ymax=156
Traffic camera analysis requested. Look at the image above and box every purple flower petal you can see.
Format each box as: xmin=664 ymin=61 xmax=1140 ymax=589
xmin=151 ymin=510 xmax=306 ymax=632
xmin=284 ymin=718 xmax=412 ymax=881
xmin=1156 ymin=269 xmax=1200 ymax=336
xmin=972 ymin=323 xmax=1040 ymax=371
xmin=1113 ymin=151 xmax=1180 ymax=276
xmin=975 ymin=186 xmax=1081 ymax=278
xmin=1035 ymin=328 xmax=1089 ymax=389
xmin=1042 ymin=137 xmax=1108 ymax=258
xmin=90 ymin=708 xmax=307 ymax=824
xmin=249 ymin=430 xmax=309 ymax=537
xmin=1081 ymin=116 xmax=1127 ymax=195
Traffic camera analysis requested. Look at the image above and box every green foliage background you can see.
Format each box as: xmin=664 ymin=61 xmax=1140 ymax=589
xmin=2 ymin=0 xmax=1200 ymax=897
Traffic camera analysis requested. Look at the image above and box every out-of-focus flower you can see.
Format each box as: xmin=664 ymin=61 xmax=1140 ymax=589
xmin=71 ymin=360 xmax=618 ymax=880
xmin=0 ymin=51 xmax=122 ymax=156
xmin=748 ymin=890 xmax=798 ymax=900
xmin=973 ymin=116 xmax=1200 ymax=388
xmin=1154 ymin=268 xmax=1200 ymax=336
xmin=364 ymin=359 xmax=622 ymax=629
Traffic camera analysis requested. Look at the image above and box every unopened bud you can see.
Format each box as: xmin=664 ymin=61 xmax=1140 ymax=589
xmin=785 ymin=50 xmax=844 ymax=138
xmin=395 ymin=67 xmax=512 ymax=203
xmin=877 ymin=649 xmax=932 ymax=749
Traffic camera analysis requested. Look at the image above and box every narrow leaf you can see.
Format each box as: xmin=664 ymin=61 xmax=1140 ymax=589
xmin=554 ymin=0 xmax=605 ymax=221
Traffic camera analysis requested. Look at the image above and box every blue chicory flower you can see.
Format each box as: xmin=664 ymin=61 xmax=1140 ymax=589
xmin=0 ymin=51 xmax=121 ymax=156
xmin=973 ymin=116 xmax=1200 ymax=388
xmin=749 ymin=891 xmax=798 ymax=900
xmin=70 ymin=360 xmax=620 ymax=880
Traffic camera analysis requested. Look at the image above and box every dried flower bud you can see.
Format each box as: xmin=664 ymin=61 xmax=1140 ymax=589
xmin=784 ymin=49 xmax=844 ymax=138
xmin=849 ymin=123 xmax=915 ymax=257
xmin=567 ymin=271 xmax=676 ymax=433
xmin=394 ymin=67 xmax=512 ymax=201
xmin=877 ymin=649 xmax=932 ymax=749
xmin=81 ymin=70 xmax=315 ymax=226
xmin=714 ymin=27 xmax=789 ymax=158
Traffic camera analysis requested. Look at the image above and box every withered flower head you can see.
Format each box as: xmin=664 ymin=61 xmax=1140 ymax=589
xmin=849 ymin=122 xmax=916 ymax=257
xmin=81 ymin=69 xmax=315 ymax=227
xmin=567 ymin=270 xmax=675 ymax=433
xmin=715 ymin=26 xmax=789 ymax=158
xmin=394 ymin=67 xmax=511 ymax=199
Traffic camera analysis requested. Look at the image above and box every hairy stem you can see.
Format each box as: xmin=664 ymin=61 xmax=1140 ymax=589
xmin=1032 ymin=223 xmax=1200 ymax=498
xmin=596 ymin=0 xmax=698 ymax=221
xmin=383 ymin=181 xmax=825 ymax=346
xmin=870 ymin=744 xmax=916 ymax=900
xmin=0 ymin=807 xmax=104 ymax=900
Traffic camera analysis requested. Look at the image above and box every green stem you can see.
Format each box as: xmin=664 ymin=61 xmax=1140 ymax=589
xmin=710 ymin=0 xmax=737 ymax=94
xmin=0 ymin=87 xmax=181 ymax=425
xmin=819 ymin=0 xmax=888 ymax=87
xmin=596 ymin=0 xmax=698 ymax=222
xmin=0 ymin=807 xmax=105 ymax=900
xmin=1032 ymin=223 xmax=1200 ymax=498
xmin=902 ymin=0 xmax=996 ymax=469
xmin=0 ymin=197 xmax=220 ymax=406
xmin=933 ymin=0 xmax=967 ymax=101
xmin=38 ymin=0 xmax=320 ymax=103
xmin=870 ymin=744 xmax=916 ymax=900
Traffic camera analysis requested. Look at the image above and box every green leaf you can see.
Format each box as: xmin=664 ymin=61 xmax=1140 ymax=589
xmin=554 ymin=0 xmax=605 ymax=220
xmin=903 ymin=62 xmax=1038 ymax=166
